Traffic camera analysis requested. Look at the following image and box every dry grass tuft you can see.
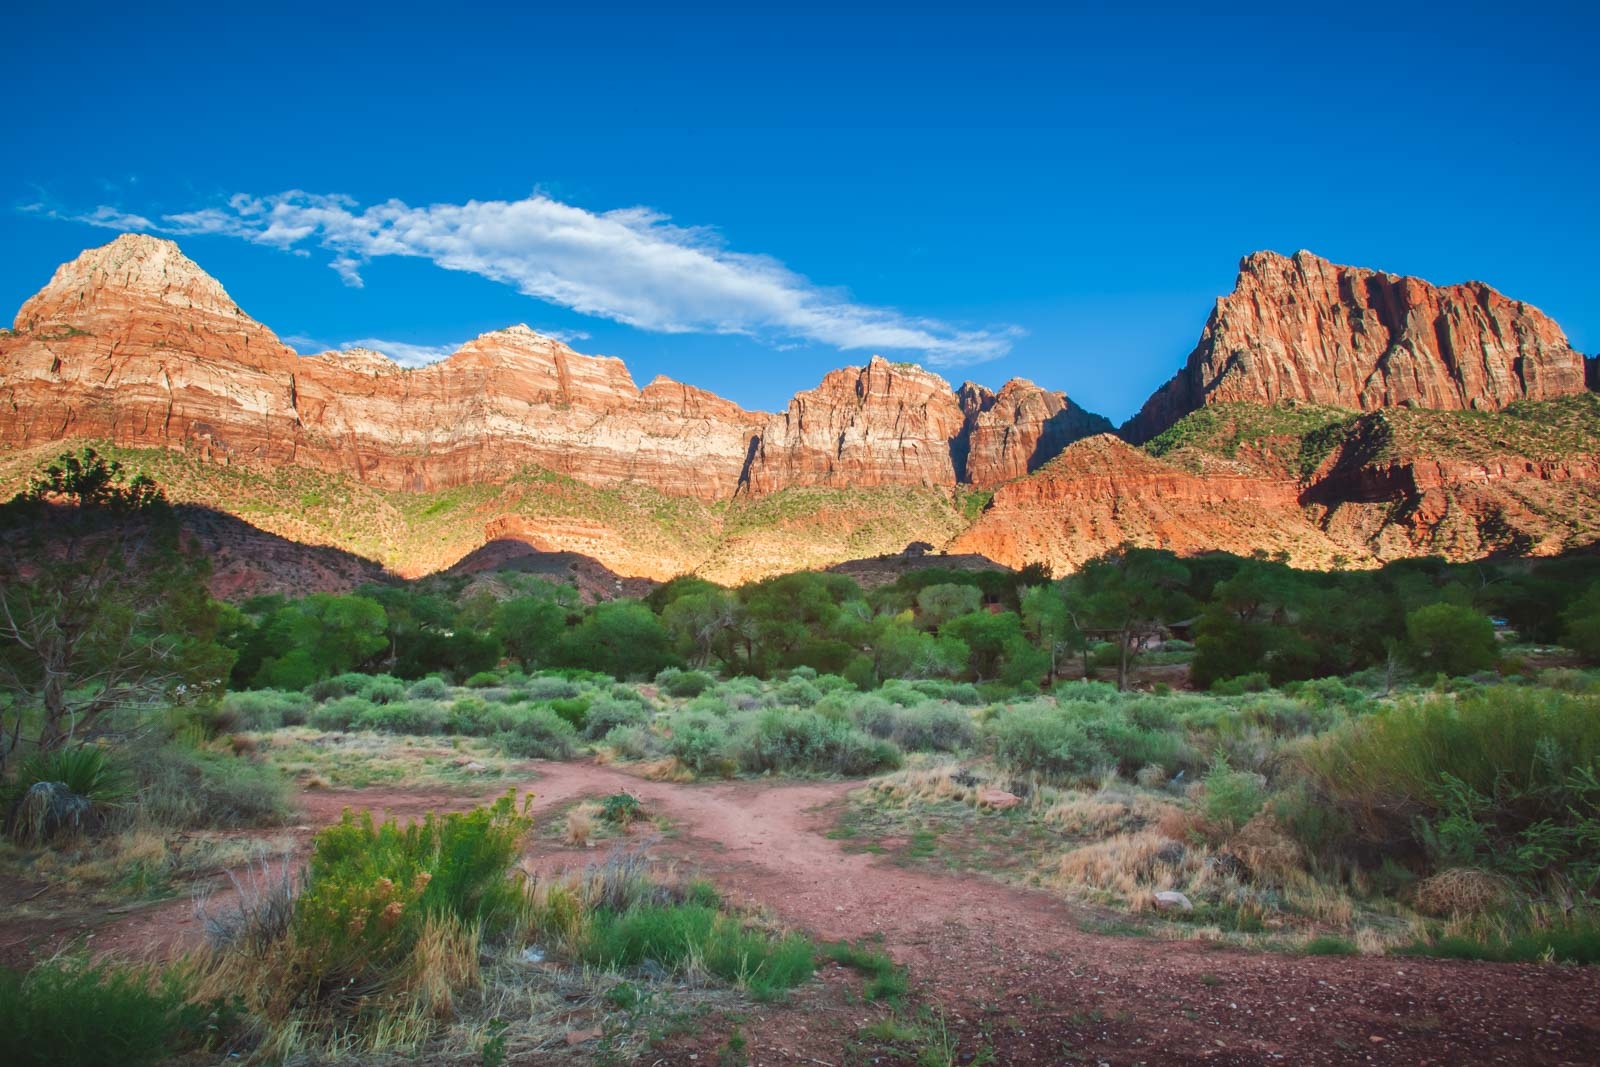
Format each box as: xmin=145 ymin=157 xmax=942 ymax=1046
xmin=1414 ymin=867 xmax=1515 ymax=917
xmin=1226 ymin=814 xmax=1303 ymax=885
xmin=1055 ymin=830 xmax=1200 ymax=898
xmin=564 ymin=803 xmax=601 ymax=846
xmin=639 ymin=757 xmax=695 ymax=783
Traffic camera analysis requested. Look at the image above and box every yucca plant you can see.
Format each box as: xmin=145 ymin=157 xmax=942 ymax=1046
xmin=5 ymin=745 xmax=127 ymax=844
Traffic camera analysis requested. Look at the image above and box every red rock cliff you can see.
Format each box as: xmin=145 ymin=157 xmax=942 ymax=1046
xmin=1122 ymin=250 xmax=1587 ymax=443
xmin=0 ymin=235 xmax=767 ymax=500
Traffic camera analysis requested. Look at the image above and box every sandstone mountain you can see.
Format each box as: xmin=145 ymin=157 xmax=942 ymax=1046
xmin=1122 ymin=250 xmax=1588 ymax=443
xmin=2 ymin=234 xmax=1596 ymax=589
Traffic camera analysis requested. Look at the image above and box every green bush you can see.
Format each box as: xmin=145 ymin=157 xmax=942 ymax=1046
xmin=446 ymin=696 xmax=497 ymax=736
xmin=1307 ymin=688 xmax=1600 ymax=883
xmin=0 ymin=958 xmax=209 ymax=1067
xmin=729 ymin=708 xmax=900 ymax=776
xmin=547 ymin=696 xmax=591 ymax=731
xmin=521 ymin=675 xmax=582 ymax=701
xmin=601 ymin=724 xmax=660 ymax=760
xmin=464 ymin=671 xmax=503 ymax=689
xmin=307 ymin=672 xmax=376 ymax=702
xmin=308 ymin=696 xmax=376 ymax=732
xmin=655 ymin=668 xmax=715 ymax=698
xmin=583 ymin=696 xmax=649 ymax=740
xmin=988 ymin=703 xmax=1110 ymax=783
xmin=1211 ymin=672 xmax=1270 ymax=695
xmin=364 ymin=677 xmax=406 ymax=705
xmin=218 ymin=689 xmax=312 ymax=730
xmin=493 ymin=706 xmax=578 ymax=759
xmin=352 ymin=699 xmax=448 ymax=735
xmin=665 ymin=710 xmax=735 ymax=776
xmin=131 ymin=742 xmax=293 ymax=829
xmin=858 ymin=700 xmax=976 ymax=752
xmin=407 ymin=676 xmax=451 ymax=700
xmin=293 ymin=793 xmax=531 ymax=994
xmin=1202 ymin=757 xmax=1264 ymax=833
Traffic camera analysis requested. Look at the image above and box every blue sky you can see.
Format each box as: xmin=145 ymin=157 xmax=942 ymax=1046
xmin=3 ymin=2 xmax=1596 ymax=422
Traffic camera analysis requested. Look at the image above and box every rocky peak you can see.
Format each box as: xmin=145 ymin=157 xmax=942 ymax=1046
xmin=959 ymin=378 xmax=1115 ymax=485
xmin=443 ymin=326 xmax=639 ymax=408
xmin=1121 ymin=249 xmax=1588 ymax=443
xmin=15 ymin=232 xmax=247 ymax=331
xmin=306 ymin=347 xmax=402 ymax=376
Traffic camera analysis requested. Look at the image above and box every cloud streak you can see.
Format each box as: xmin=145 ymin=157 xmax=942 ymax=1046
xmin=49 ymin=191 xmax=1017 ymax=365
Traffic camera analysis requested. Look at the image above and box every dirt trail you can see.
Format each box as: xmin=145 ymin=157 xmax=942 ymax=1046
xmin=519 ymin=762 xmax=1600 ymax=1067
xmin=18 ymin=762 xmax=1600 ymax=1065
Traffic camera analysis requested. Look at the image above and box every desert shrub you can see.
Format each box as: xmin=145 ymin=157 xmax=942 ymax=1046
xmin=352 ymin=699 xmax=448 ymax=735
xmin=665 ymin=709 xmax=735 ymax=776
xmin=1268 ymin=780 xmax=1353 ymax=861
xmin=515 ymin=681 xmax=579 ymax=703
xmin=866 ymin=701 xmax=976 ymax=752
xmin=1211 ymin=672 xmax=1270 ymax=695
xmin=363 ymin=677 xmax=406 ymax=706
xmin=307 ymin=696 xmax=375 ymax=732
xmin=1534 ymin=668 xmax=1600 ymax=693
xmin=988 ymin=703 xmax=1110 ymax=783
xmin=307 ymin=672 xmax=376 ymax=702
xmin=602 ymin=724 xmax=661 ymax=761
xmin=547 ymin=696 xmax=592 ymax=731
xmin=0 ymin=958 xmax=208 ymax=1067
xmin=131 ymin=742 xmax=292 ymax=829
xmin=291 ymin=793 xmax=530 ymax=996
xmin=219 ymin=689 xmax=312 ymax=731
xmin=407 ymin=676 xmax=451 ymax=701
xmin=1057 ymin=699 xmax=1192 ymax=776
xmin=1307 ymin=688 xmax=1600 ymax=884
xmin=1284 ymin=676 xmax=1369 ymax=711
xmin=729 ymin=708 xmax=900 ymax=776
xmin=583 ymin=696 xmax=650 ymax=740
xmin=493 ymin=706 xmax=578 ymax=759
xmin=772 ymin=677 xmax=824 ymax=708
xmin=901 ymin=679 xmax=981 ymax=705
xmin=1202 ymin=757 xmax=1264 ymax=833
xmin=877 ymin=681 xmax=930 ymax=707
xmin=1239 ymin=694 xmax=1346 ymax=738
xmin=446 ymin=696 xmax=496 ymax=735
xmin=655 ymin=667 xmax=715 ymax=698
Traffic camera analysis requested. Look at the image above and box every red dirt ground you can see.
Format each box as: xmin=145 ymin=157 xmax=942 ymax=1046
xmin=6 ymin=761 xmax=1599 ymax=1065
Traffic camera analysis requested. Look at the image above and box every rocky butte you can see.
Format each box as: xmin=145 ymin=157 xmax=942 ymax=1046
xmin=1121 ymin=249 xmax=1588 ymax=443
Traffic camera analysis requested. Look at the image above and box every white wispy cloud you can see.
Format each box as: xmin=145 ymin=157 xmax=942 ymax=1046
xmin=41 ymin=190 xmax=1018 ymax=366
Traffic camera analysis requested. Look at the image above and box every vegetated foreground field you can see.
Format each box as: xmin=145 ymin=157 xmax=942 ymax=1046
xmin=4 ymin=735 xmax=1598 ymax=1066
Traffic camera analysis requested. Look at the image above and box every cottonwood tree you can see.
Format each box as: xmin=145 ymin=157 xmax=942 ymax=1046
xmin=1057 ymin=545 xmax=1193 ymax=691
xmin=0 ymin=450 xmax=232 ymax=769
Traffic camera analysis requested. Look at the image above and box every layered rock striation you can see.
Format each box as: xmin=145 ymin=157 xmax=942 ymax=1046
xmin=1123 ymin=250 xmax=1588 ymax=443
xmin=0 ymin=236 xmax=1110 ymax=499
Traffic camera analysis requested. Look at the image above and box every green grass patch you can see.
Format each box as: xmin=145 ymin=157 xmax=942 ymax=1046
xmin=580 ymin=904 xmax=816 ymax=1002
xmin=823 ymin=940 xmax=909 ymax=1002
